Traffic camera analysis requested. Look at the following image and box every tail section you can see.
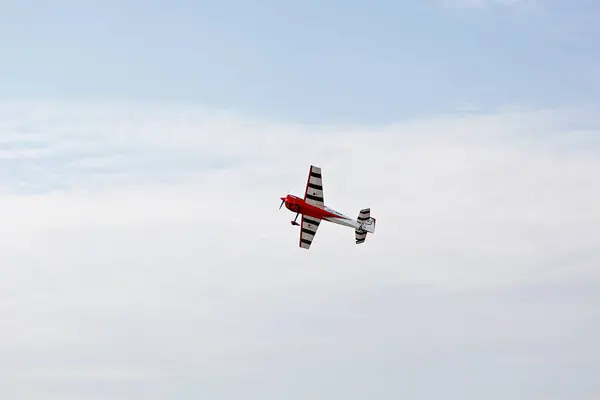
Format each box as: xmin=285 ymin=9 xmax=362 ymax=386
xmin=355 ymin=208 xmax=376 ymax=244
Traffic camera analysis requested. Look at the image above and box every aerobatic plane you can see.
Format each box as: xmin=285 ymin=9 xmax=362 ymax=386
xmin=279 ymin=165 xmax=376 ymax=249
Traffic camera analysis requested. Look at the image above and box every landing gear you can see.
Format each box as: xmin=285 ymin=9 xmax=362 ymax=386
xmin=291 ymin=212 xmax=300 ymax=226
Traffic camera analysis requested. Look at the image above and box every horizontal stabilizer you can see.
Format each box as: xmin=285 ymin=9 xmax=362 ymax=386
xmin=356 ymin=208 xmax=375 ymax=244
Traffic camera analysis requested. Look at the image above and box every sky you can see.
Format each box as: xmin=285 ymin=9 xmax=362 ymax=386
xmin=2 ymin=0 xmax=600 ymax=122
xmin=1 ymin=1 xmax=600 ymax=399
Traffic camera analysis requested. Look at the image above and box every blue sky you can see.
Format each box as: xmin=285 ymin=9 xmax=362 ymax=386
xmin=2 ymin=0 xmax=600 ymax=122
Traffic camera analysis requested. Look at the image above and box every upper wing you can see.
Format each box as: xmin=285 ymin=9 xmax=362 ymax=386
xmin=304 ymin=165 xmax=324 ymax=208
xmin=299 ymin=215 xmax=321 ymax=249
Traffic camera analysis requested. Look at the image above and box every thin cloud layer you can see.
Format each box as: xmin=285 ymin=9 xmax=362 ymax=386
xmin=436 ymin=0 xmax=537 ymax=9
xmin=1 ymin=101 xmax=599 ymax=399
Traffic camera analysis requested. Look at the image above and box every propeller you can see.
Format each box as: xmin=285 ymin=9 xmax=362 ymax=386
xmin=279 ymin=191 xmax=290 ymax=210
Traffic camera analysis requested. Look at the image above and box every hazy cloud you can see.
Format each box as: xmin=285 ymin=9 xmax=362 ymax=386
xmin=1 ymin=101 xmax=599 ymax=399
xmin=436 ymin=0 xmax=538 ymax=9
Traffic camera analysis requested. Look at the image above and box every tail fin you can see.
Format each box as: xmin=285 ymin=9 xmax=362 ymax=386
xmin=355 ymin=208 xmax=376 ymax=244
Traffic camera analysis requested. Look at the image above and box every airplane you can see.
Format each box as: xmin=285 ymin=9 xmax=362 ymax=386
xmin=279 ymin=165 xmax=376 ymax=249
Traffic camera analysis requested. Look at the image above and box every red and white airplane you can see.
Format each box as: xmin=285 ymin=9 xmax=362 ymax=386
xmin=279 ymin=165 xmax=376 ymax=249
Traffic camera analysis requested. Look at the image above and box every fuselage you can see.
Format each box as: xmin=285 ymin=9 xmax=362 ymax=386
xmin=281 ymin=194 xmax=361 ymax=229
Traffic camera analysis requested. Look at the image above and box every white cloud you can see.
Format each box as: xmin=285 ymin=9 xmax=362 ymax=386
xmin=0 ymin=101 xmax=599 ymax=399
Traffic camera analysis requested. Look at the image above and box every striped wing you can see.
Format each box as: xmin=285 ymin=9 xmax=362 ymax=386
xmin=304 ymin=165 xmax=324 ymax=208
xmin=299 ymin=215 xmax=321 ymax=249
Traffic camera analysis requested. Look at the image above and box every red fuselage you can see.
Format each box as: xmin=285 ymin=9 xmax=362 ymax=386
xmin=281 ymin=194 xmax=342 ymax=221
